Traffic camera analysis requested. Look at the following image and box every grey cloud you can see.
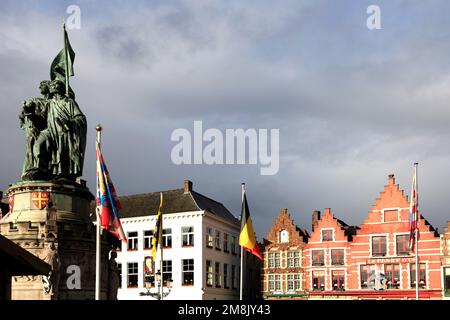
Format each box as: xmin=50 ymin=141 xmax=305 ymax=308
xmin=1 ymin=1 xmax=450 ymax=239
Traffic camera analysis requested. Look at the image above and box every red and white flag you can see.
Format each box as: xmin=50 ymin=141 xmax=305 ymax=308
xmin=408 ymin=164 xmax=420 ymax=252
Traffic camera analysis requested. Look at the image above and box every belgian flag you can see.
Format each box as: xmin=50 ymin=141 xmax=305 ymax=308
xmin=239 ymin=191 xmax=263 ymax=260
xmin=151 ymin=192 xmax=163 ymax=260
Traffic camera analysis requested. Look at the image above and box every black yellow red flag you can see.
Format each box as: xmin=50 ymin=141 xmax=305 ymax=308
xmin=239 ymin=191 xmax=263 ymax=260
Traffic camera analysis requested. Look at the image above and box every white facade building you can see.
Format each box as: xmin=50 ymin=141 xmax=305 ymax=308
xmin=115 ymin=180 xmax=241 ymax=300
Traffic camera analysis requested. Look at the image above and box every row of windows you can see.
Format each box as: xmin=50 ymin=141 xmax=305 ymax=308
xmin=266 ymin=251 xmax=301 ymax=269
xmin=124 ymin=227 xmax=194 ymax=251
xmin=309 ymin=263 xmax=427 ymax=291
xmin=120 ymin=259 xmax=195 ymax=288
xmin=371 ymin=235 xmax=410 ymax=257
xmin=311 ymin=249 xmax=345 ymax=266
xmin=318 ymin=230 xmax=413 ymax=257
xmin=267 ymin=274 xmax=302 ymax=292
xmin=206 ymin=228 xmax=238 ymax=255
xmin=308 ymin=234 xmax=412 ymax=264
xmin=205 ymin=260 xmax=238 ymax=290
xmin=360 ymin=263 xmax=427 ymax=289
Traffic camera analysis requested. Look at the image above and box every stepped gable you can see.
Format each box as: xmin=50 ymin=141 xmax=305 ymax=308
xmin=361 ymin=174 xmax=439 ymax=236
xmin=309 ymin=208 xmax=357 ymax=242
xmin=264 ymin=208 xmax=308 ymax=247
xmin=370 ymin=174 xmax=410 ymax=211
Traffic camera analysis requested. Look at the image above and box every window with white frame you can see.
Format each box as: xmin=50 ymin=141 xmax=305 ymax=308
xmin=215 ymin=262 xmax=221 ymax=288
xmin=332 ymin=270 xmax=345 ymax=290
xmin=127 ymin=262 xmax=139 ymax=288
xmin=162 ymin=260 xmax=172 ymax=287
xmin=182 ymin=259 xmax=194 ymax=286
xmin=396 ymin=234 xmax=409 ymax=256
xmin=215 ymin=230 xmax=221 ymax=250
xmin=182 ymin=226 xmax=194 ymax=247
xmin=331 ymin=249 xmax=344 ymax=265
xmin=287 ymin=274 xmax=301 ymax=291
xmin=268 ymin=274 xmax=281 ymax=292
xmin=231 ymin=236 xmax=237 ymax=254
xmin=127 ymin=231 xmax=138 ymax=251
xmin=322 ymin=229 xmax=333 ymax=242
xmin=279 ymin=230 xmax=289 ymax=243
xmin=223 ymin=233 xmax=229 ymax=252
xmin=410 ymin=263 xmax=426 ymax=289
xmin=268 ymin=252 xmax=280 ymax=268
xmin=206 ymin=260 xmax=213 ymax=287
xmin=312 ymin=250 xmax=325 ymax=266
xmin=360 ymin=264 xmax=375 ymax=289
xmin=143 ymin=230 xmax=153 ymax=250
xmin=372 ymin=236 xmax=387 ymax=257
xmin=287 ymin=251 xmax=300 ymax=268
xmin=206 ymin=227 xmax=214 ymax=248
xmin=163 ymin=228 xmax=172 ymax=248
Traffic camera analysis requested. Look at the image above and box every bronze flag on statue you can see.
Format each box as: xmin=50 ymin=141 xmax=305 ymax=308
xmin=50 ymin=24 xmax=75 ymax=98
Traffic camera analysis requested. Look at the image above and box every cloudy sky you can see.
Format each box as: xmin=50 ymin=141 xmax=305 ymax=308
xmin=1 ymin=0 xmax=450 ymax=238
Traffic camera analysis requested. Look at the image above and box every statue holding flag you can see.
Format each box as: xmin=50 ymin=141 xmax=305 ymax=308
xmin=20 ymin=24 xmax=86 ymax=181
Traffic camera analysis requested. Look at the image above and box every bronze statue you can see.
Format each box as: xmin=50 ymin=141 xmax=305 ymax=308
xmin=20 ymin=26 xmax=86 ymax=182
xmin=20 ymin=79 xmax=86 ymax=181
xmin=20 ymin=81 xmax=51 ymax=180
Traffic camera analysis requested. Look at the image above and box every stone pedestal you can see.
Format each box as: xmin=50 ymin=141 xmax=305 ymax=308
xmin=0 ymin=180 xmax=117 ymax=300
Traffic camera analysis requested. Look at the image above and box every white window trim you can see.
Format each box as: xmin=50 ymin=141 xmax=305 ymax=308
xmin=329 ymin=247 xmax=347 ymax=266
xmin=310 ymin=268 xmax=326 ymax=291
xmin=320 ymin=228 xmax=335 ymax=243
xmin=330 ymin=268 xmax=347 ymax=291
xmin=286 ymin=273 xmax=302 ymax=292
xmin=310 ymin=249 xmax=326 ymax=267
xmin=380 ymin=208 xmax=401 ymax=223
xmin=370 ymin=233 xmax=390 ymax=258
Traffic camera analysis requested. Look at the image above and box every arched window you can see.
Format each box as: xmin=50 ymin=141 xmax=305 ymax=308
xmin=279 ymin=230 xmax=289 ymax=243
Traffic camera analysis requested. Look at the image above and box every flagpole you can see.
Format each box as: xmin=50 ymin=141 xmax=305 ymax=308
xmin=414 ymin=163 xmax=419 ymax=300
xmin=95 ymin=124 xmax=103 ymax=300
xmin=239 ymin=183 xmax=245 ymax=301
xmin=159 ymin=192 xmax=164 ymax=300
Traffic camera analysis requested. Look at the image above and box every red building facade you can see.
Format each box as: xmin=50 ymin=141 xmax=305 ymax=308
xmin=305 ymin=208 xmax=357 ymax=293
xmin=263 ymin=174 xmax=444 ymax=299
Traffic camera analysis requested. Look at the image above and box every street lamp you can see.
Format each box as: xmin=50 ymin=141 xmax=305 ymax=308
xmin=139 ymin=271 xmax=173 ymax=300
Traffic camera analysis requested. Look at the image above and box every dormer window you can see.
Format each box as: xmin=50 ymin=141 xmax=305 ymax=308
xmin=279 ymin=230 xmax=289 ymax=243
xmin=322 ymin=229 xmax=333 ymax=242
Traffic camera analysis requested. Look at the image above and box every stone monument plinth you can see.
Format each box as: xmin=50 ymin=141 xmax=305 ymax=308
xmin=0 ymin=180 xmax=115 ymax=300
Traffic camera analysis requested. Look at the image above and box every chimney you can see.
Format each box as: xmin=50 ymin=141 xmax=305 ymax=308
xmin=0 ymin=191 xmax=3 ymax=200
xmin=184 ymin=180 xmax=193 ymax=193
xmin=324 ymin=208 xmax=331 ymax=216
xmin=388 ymin=174 xmax=395 ymax=185
xmin=312 ymin=210 xmax=321 ymax=232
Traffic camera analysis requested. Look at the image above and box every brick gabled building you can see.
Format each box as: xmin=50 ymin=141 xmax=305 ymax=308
xmin=262 ymin=173 xmax=444 ymax=299
xmin=261 ymin=209 xmax=308 ymax=299
xmin=347 ymin=174 xmax=442 ymax=299
xmin=305 ymin=208 xmax=358 ymax=294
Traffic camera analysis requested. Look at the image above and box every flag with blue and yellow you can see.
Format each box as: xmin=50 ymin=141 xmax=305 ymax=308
xmin=96 ymin=141 xmax=127 ymax=243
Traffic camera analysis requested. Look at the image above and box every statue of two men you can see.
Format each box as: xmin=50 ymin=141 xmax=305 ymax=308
xmin=20 ymin=80 xmax=87 ymax=181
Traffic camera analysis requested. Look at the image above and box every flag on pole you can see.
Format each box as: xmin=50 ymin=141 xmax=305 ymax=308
xmin=96 ymin=141 xmax=127 ymax=243
xmin=408 ymin=164 xmax=420 ymax=252
xmin=239 ymin=191 xmax=263 ymax=260
xmin=151 ymin=192 xmax=163 ymax=260
xmin=50 ymin=23 xmax=76 ymax=97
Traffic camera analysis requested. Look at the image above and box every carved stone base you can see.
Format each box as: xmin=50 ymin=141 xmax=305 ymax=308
xmin=0 ymin=180 xmax=115 ymax=300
